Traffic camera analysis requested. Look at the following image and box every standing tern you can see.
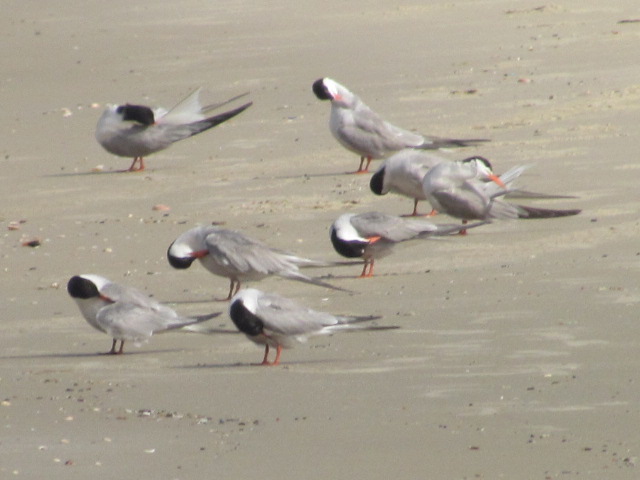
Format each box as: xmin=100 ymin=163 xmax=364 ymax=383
xmin=370 ymin=149 xmax=447 ymax=216
xmin=228 ymin=288 xmax=393 ymax=365
xmin=168 ymin=225 xmax=349 ymax=301
xmin=67 ymin=274 xmax=220 ymax=354
xmin=372 ymin=152 xmax=577 ymax=217
xmin=330 ymin=211 xmax=486 ymax=278
xmin=312 ymin=77 xmax=488 ymax=173
xmin=421 ymin=156 xmax=581 ymax=226
xmin=95 ymin=88 xmax=252 ymax=171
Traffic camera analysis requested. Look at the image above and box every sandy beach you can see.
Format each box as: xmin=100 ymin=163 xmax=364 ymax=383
xmin=2 ymin=0 xmax=640 ymax=478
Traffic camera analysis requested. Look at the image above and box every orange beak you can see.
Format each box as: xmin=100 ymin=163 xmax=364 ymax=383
xmin=367 ymin=236 xmax=382 ymax=244
xmin=488 ymin=174 xmax=506 ymax=188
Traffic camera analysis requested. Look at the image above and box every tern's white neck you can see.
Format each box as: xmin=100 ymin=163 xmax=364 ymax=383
xmin=332 ymin=213 xmax=366 ymax=242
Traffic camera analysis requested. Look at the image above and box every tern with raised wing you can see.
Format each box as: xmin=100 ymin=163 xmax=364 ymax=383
xmin=312 ymin=77 xmax=488 ymax=173
xmin=421 ymin=156 xmax=581 ymax=226
xmin=95 ymin=88 xmax=252 ymax=171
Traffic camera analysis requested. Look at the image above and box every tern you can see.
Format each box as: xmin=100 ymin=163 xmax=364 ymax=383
xmin=168 ymin=225 xmax=349 ymax=300
xmin=372 ymin=152 xmax=578 ymax=217
xmin=421 ymin=156 xmax=581 ymax=226
xmin=95 ymin=88 xmax=252 ymax=171
xmin=370 ymin=149 xmax=446 ymax=216
xmin=228 ymin=288 xmax=393 ymax=365
xmin=330 ymin=211 xmax=486 ymax=277
xmin=312 ymin=77 xmax=488 ymax=173
xmin=67 ymin=274 xmax=220 ymax=354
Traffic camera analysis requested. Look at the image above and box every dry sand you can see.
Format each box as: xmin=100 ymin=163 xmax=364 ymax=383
xmin=2 ymin=0 xmax=640 ymax=478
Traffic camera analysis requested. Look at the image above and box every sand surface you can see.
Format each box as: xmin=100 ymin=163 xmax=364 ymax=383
xmin=2 ymin=0 xmax=640 ymax=478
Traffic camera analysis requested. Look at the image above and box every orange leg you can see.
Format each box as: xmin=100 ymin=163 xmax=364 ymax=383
xmin=259 ymin=345 xmax=283 ymax=366
xmin=402 ymin=200 xmax=434 ymax=217
xmin=459 ymin=219 xmax=468 ymax=236
xmin=352 ymin=156 xmax=372 ymax=174
xmin=217 ymin=280 xmax=241 ymax=302
xmin=260 ymin=345 xmax=271 ymax=365
xmin=411 ymin=199 xmax=419 ymax=216
xmin=127 ymin=157 xmax=145 ymax=172
xmin=108 ymin=339 xmax=125 ymax=355
xmin=358 ymin=259 xmax=375 ymax=278
xmin=272 ymin=345 xmax=283 ymax=366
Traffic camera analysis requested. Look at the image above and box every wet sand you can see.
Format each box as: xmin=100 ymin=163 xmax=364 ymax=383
xmin=2 ymin=1 xmax=640 ymax=478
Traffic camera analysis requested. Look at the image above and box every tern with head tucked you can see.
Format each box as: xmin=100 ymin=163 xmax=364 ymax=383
xmin=168 ymin=225 xmax=349 ymax=301
xmin=330 ymin=211 xmax=486 ymax=278
xmin=421 ymin=156 xmax=581 ymax=227
xmin=370 ymin=149 xmax=447 ymax=216
xmin=67 ymin=274 xmax=220 ymax=354
xmin=228 ymin=288 xmax=393 ymax=365
xmin=312 ymin=77 xmax=488 ymax=173
xmin=95 ymin=88 xmax=252 ymax=171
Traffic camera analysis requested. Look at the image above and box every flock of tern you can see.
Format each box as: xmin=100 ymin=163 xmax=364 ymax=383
xmin=68 ymin=78 xmax=580 ymax=365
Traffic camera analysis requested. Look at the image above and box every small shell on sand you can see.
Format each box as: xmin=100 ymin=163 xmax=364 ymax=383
xmin=152 ymin=204 xmax=171 ymax=212
xmin=22 ymin=239 xmax=41 ymax=248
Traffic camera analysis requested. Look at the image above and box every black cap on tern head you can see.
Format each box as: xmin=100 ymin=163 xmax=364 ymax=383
xmin=166 ymin=243 xmax=197 ymax=270
xmin=369 ymin=167 xmax=386 ymax=196
xmin=229 ymin=298 xmax=264 ymax=336
xmin=67 ymin=275 xmax=100 ymax=299
xmin=116 ymin=104 xmax=155 ymax=126
xmin=461 ymin=155 xmax=493 ymax=171
xmin=312 ymin=78 xmax=332 ymax=100
xmin=330 ymin=229 xmax=367 ymax=259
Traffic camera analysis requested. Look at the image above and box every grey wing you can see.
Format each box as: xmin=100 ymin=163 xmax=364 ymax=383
xmin=431 ymin=183 xmax=491 ymax=220
xmin=255 ymin=293 xmax=338 ymax=336
xmin=386 ymin=151 xmax=442 ymax=198
xmin=350 ymin=212 xmax=432 ymax=242
xmin=100 ymin=282 xmax=169 ymax=312
xmin=352 ymin=104 xmax=423 ymax=151
xmin=155 ymin=102 xmax=252 ymax=145
xmin=96 ymin=303 xmax=186 ymax=341
xmin=205 ymin=230 xmax=299 ymax=275
xmin=486 ymin=199 xmax=521 ymax=220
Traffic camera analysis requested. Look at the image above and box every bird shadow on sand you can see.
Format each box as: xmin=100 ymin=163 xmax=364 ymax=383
xmin=174 ymin=357 xmax=342 ymax=369
xmin=273 ymin=169 xmax=362 ymax=180
xmin=163 ymin=298 xmax=225 ymax=306
xmin=319 ymin=271 xmax=404 ymax=280
xmin=44 ymin=170 xmax=136 ymax=178
xmin=0 ymin=348 xmax=184 ymax=360
xmin=43 ymin=166 xmax=172 ymax=178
